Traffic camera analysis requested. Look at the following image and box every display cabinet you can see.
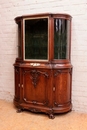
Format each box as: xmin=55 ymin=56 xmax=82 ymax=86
xmin=14 ymin=13 xmax=72 ymax=119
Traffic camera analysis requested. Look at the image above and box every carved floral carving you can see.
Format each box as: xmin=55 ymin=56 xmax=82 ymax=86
xmin=54 ymin=70 xmax=62 ymax=77
xmin=24 ymin=69 xmax=49 ymax=87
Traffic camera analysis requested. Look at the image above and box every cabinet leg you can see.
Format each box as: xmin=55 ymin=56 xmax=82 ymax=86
xmin=49 ymin=113 xmax=55 ymax=119
xmin=17 ymin=108 xmax=23 ymax=113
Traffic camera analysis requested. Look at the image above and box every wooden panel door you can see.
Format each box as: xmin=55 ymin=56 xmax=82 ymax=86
xmin=53 ymin=69 xmax=72 ymax=107
xmin=21 ymin=68 xmax=51 ymax=107
xmin=14 ymin=67 xmax=20 ymax=101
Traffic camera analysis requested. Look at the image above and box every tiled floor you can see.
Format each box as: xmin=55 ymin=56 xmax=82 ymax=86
xmin=0 ymin=99 xmax=87 ymax=130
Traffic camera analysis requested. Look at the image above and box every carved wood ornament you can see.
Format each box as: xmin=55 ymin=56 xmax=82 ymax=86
xmin=23 ymin=69 xmax=49 ymax=87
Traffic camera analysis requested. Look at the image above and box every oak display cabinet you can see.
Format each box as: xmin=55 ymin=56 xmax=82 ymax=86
xmin=14 ymin=13 xmax=72 ymax=119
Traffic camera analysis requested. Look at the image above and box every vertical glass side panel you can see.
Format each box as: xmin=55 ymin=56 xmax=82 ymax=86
xmin=24 ymin=18 xmax=48 ymax=60
xmin=54 ymin=19 xmax=70 ymax=59
xmin=18 ymin=22 xmax=21 ymax=58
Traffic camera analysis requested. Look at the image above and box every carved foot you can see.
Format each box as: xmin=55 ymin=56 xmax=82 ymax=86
xmin=49 ymin=114 xmax=55 ymax=119
xmin=16 ymin=108 xmax=23 ymax=113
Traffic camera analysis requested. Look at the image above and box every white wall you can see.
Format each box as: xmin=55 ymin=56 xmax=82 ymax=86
xmin=0 ymin=0 xmax=87 ymax=113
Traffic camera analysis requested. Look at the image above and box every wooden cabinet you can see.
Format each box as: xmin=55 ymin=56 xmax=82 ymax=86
xmin=22 ymin=68 xmax=50 ymax=106
xmin=14 ymin=13 xmax=72 ymax=119
xmin=53 ymin=68 xmax=72 ymax=109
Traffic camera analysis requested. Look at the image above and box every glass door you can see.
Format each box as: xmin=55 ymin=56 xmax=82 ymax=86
xmin=24 ymin=17 xmax=49 ymax=61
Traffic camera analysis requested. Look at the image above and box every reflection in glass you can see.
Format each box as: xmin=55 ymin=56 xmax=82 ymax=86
xmin=25 ymin=18 xmax=48 ymax=60
xmin=54 ymin=19 xmax=70 ymax=59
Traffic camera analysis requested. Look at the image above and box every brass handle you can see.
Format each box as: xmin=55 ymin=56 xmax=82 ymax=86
xmin=53 ymin=87 xmax=55 ymax=91
xmin=18 ymin=84 xmax=20 ymax=87
xmin=21 ymin=84 xmax=23 ymax=88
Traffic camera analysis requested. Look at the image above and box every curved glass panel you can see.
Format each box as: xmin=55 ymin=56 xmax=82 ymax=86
xmin=24 ymin=18 xmax=48 ymax=60
xmin=18 ymin=22 xmax=21 ymax=58
xmin=54 ymin=19 xmax=70 ymax=59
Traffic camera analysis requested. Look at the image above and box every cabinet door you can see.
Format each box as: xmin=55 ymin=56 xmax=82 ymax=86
xmin=53 ymin=69 xmax=72 ymax=107
xmin=21 ymin=69 xmax=51 ymax=106
xmin=14 ymin=67 xmax=20 ymax=101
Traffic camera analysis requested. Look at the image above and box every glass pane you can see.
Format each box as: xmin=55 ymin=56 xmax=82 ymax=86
xmin=25 ymin=18 xmax=48 ymax=60
xmin=54 ymin=19 xmax=70 ymax=59
xmin=18 ymin=22 xmax=21 ymax=58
